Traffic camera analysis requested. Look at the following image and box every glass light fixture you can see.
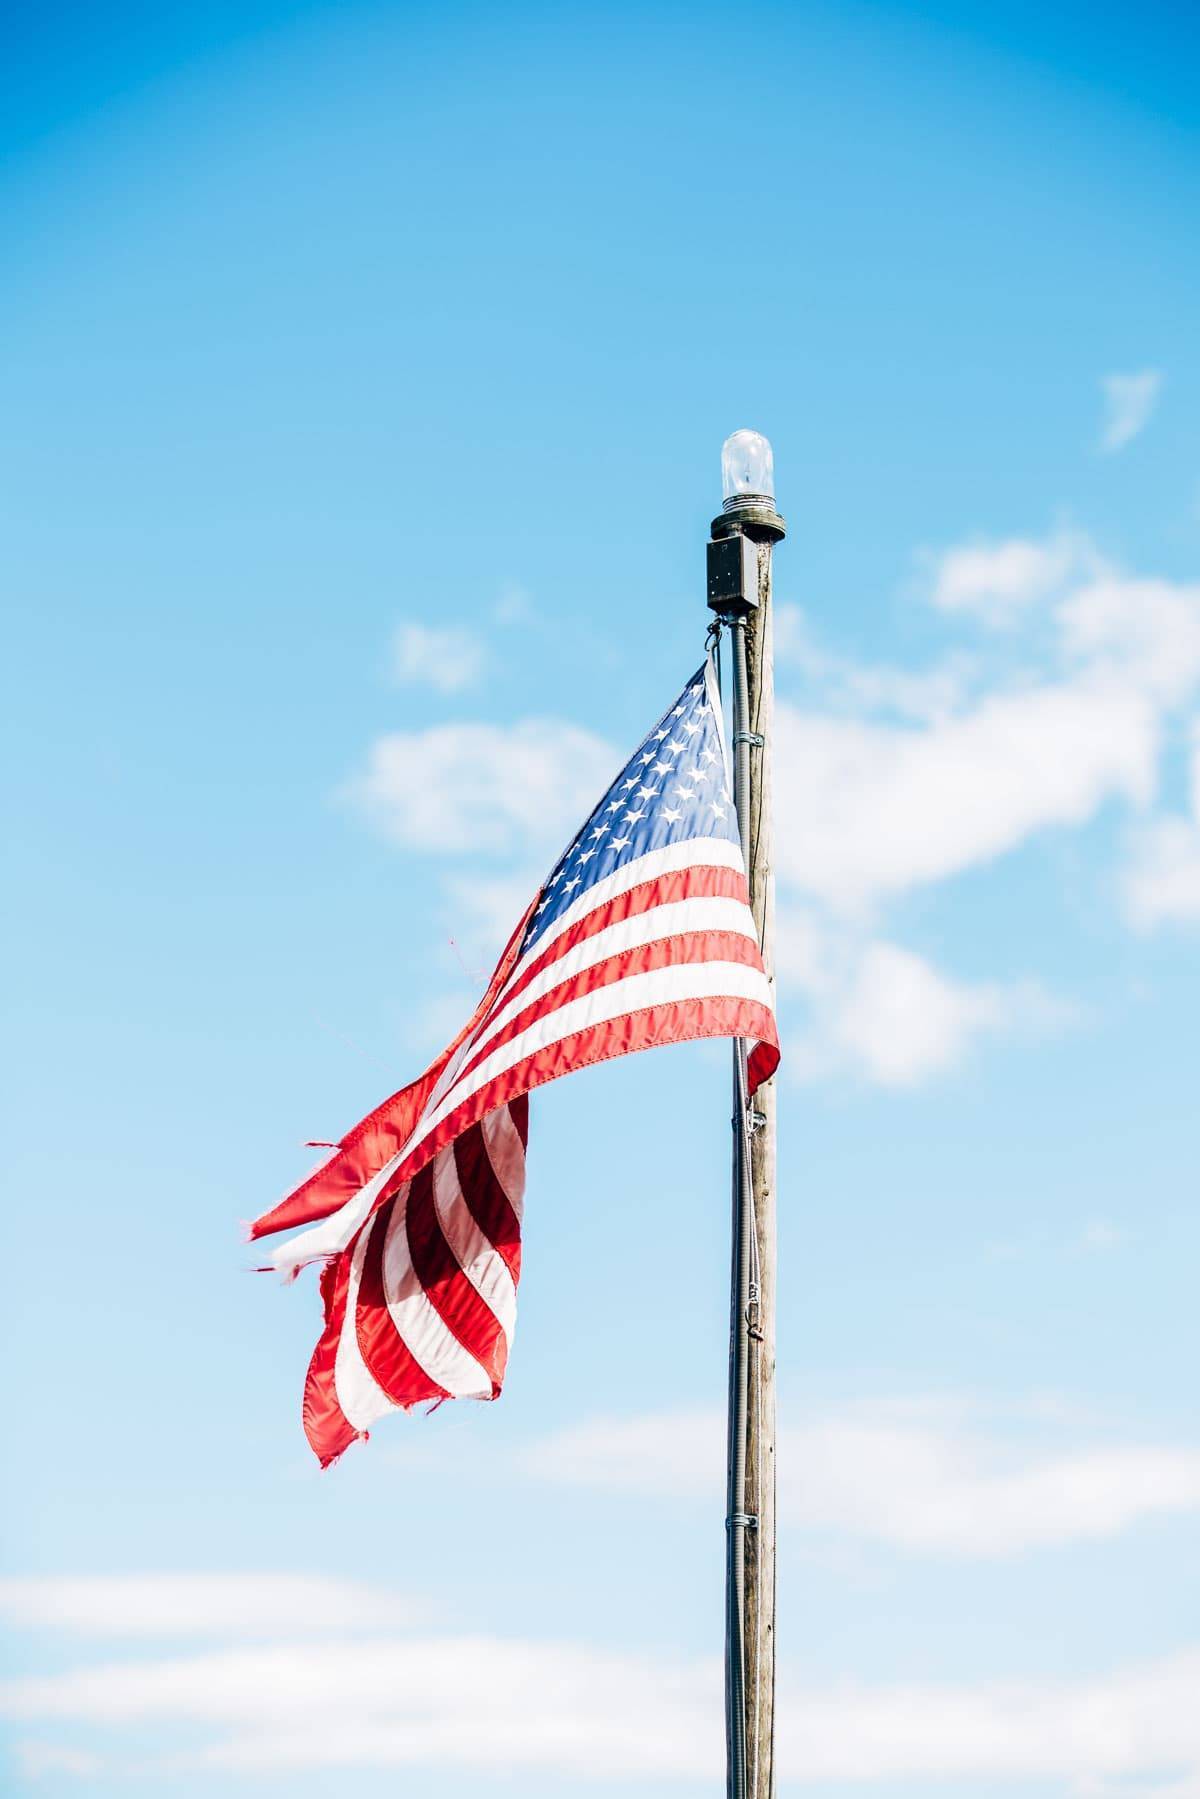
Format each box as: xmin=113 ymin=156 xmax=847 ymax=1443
xmin=721 ymin=428 xmax=775 ymax=507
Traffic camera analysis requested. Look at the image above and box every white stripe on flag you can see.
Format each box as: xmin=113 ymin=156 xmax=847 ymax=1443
xmin=473 ymin=894 xmax=757 ymax=1059
xmin=434 ymin=1139 xmax=518 ymax=1340
xmin=497 ymin=835 xmax=744 ymax=1005
xmin=425 ymin=958 xmax=773 ymax=1147
xmin=482 ymin=1104 xmax=526 ymax=1222
xmin=333 ymin=1219 xmax=398 ymax=1433
xmin=422 ymin=837 xmax=745 ymax=1121
xmin=380 ymin=1159 xmax=494 ymax=1399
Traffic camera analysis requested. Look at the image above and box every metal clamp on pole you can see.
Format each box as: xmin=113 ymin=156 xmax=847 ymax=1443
xmin=726 ymin=1513 xmax=759 ymax=1532
xmin=733 ymin=730 xmax=765 ymax=748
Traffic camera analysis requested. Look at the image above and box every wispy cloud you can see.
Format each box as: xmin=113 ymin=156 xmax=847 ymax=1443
xmin=821 ymin=940 xmax=1065 ymax=1086
xmin=775 ymin=682 xmax=1156 ymax=911
xmin=1125 ymin=815 xmax=1200 ymax=926
xmin=1099 ymin=369 xmax=1163 ymax=453
xmin=7 ymin=1627 xmax=1200 ymax=1786
xmin=344 ymin=718 xmax=615 ymax=855
xmin=774 ymin=542 xmax=1200 ymax=914
xmin=392 ymin=620 xmax=487 ymax=693
xmin=1 ymin=1635 xmax=720 ymax=1780
xmin=1080 ymin=1218 xmax=1127 ymax=1253
xmin=779 ymin=1650 xmax=1200 ymax=1784
xmin=492 ymin=580 xmax=534 ymax=626
xmin=776 ymin=918 xmax=1072 ymax=1087
xmin=775 ymin=602 xmax=974 ymax=718
xmin=0 ymin=1574 xmax=417 ymax=1640
xmin=1124 ymin=721 xmax=1200 ymax=927
xmin=441 ymin=865 xmax=552 ymax=957
xmin=923 ymin=528 xmax=1092 ymax=624
xmin=525 ymin=1398 xmax=1200 ymax=1556
xmin=13 ymin=1743 xmax=102 ymax=1778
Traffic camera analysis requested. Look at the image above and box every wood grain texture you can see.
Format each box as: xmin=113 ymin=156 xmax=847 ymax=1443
xmin=744 ymin=549 xmax=777 ymax=1799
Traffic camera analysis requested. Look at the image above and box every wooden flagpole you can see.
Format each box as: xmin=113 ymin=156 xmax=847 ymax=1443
xmin=708 ymin=436 xmax=784 ymax=1799
xmin=743 ymin=548 xmax=778 ymax=1799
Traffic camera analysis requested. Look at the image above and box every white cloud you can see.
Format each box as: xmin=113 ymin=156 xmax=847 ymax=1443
xmin=1060 ymin=576 xmax=1200 ymax=705
xmin=526 ymin=1400 xmax=1200 ymax=1557
xmin=1099 ymin=369 xmax=1163 ymax=453
xmin=772 ymin=901 xmax=828 ymax=991
xmin=780 ymin=1650 xmax=1200 ymax=1784
xmin=344 ymin=718 xmax=615 ymax=855
xmin=523 ymin=1408 xmax=715 ymax=1500
xmin=1125 ymin=816 xmax=1200 ymax=925
xmin=773 ymin=542 xmax=1200 ymax=916
xmin=0 ymin=1575 xmax=416 ymax=1640
xmin=392 ymin=621 xmax=487 ymax=693
xmin=775 ymin=917 xmax=1069 ymax=1087
xmin=1080 ymin=1219 xmax=1127 ymax=1252
xmin=0 ymin=1637 xmax=720 ymax=1780
xmin=775 ymin=603 xmax=973 ymax=719
xmin=821 ymin=942 xmax=1062 ymax=1087
xmin=492 ymin=581 xmax=534 ymax=626
xmin=774 ymin=679 xmax=1157 ymax=911
xmin=442 ymin=866 xmax=551 ymax=956
xmin=1123 ymin=720 xmax=1200 ymax=927
xmin=925 ymin=529 xmax=1090 ymax=623
xmin=13 ymin=1743 xmax=102 ymax=1778
xmin=791 ymin=1415 xmax=1200 ymax=1556
xmin=8 ymin=1630 xmax=1200 ymax=1788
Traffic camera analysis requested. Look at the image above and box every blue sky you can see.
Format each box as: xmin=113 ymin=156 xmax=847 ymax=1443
xmin=2 ymin=1 xmax=1198 ymax=1793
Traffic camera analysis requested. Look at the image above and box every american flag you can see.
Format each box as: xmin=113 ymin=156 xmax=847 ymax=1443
xmin=251 ymin=660 xmax=778 ymax=1465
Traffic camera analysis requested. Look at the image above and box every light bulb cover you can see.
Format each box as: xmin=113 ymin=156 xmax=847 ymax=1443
xmin=721 ymin=428 xmax=775 ymax=504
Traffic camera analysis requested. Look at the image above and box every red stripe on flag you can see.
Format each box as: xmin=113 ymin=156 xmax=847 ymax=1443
xmin=252 ymin=1068 xmax=436 ymax=1245
xmin=491 ymin=863 xmax=750 ymax=1025
xmin=458 ymin=929 xmax=765 ymax=1087
xmin=354 ymin=1195 xmax=449 ymax=1410
xmin=453 ymin=1122 xmax=523 ymax=1288
xmin=418 ymin=994 xmax=778 ymax=1184
xmin=404 ymin=1163 xmax=507 ymax=1392
xmin=301 ymin=1253 xmax=362 ymax=1469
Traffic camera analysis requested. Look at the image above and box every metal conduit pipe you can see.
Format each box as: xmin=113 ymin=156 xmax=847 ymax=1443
xmin=725 ymin=611 xmax=755 ymax=1799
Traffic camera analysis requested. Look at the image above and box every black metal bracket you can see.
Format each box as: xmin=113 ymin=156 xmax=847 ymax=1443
xmin=707 ymin=532 xmax=759 ymax=615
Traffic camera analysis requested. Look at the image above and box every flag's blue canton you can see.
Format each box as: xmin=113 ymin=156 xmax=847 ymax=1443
xmin=522 ymin=664 xmax=737 ymax=954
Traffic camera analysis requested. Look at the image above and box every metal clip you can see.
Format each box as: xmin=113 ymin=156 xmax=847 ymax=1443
xmin=726 ymin=1512 xmax=759 ymax=1531
xmin=733 ymin=730 xmax=765 ymax=748
xmin=748 ymin=1108 xmax=767 ymax=1135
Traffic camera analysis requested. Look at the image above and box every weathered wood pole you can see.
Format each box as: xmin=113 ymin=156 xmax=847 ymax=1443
xmin=708 ymin=433 xmax=784 ymax=1799
xmin=743 ymin=546 xmax=778 ymax=1799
